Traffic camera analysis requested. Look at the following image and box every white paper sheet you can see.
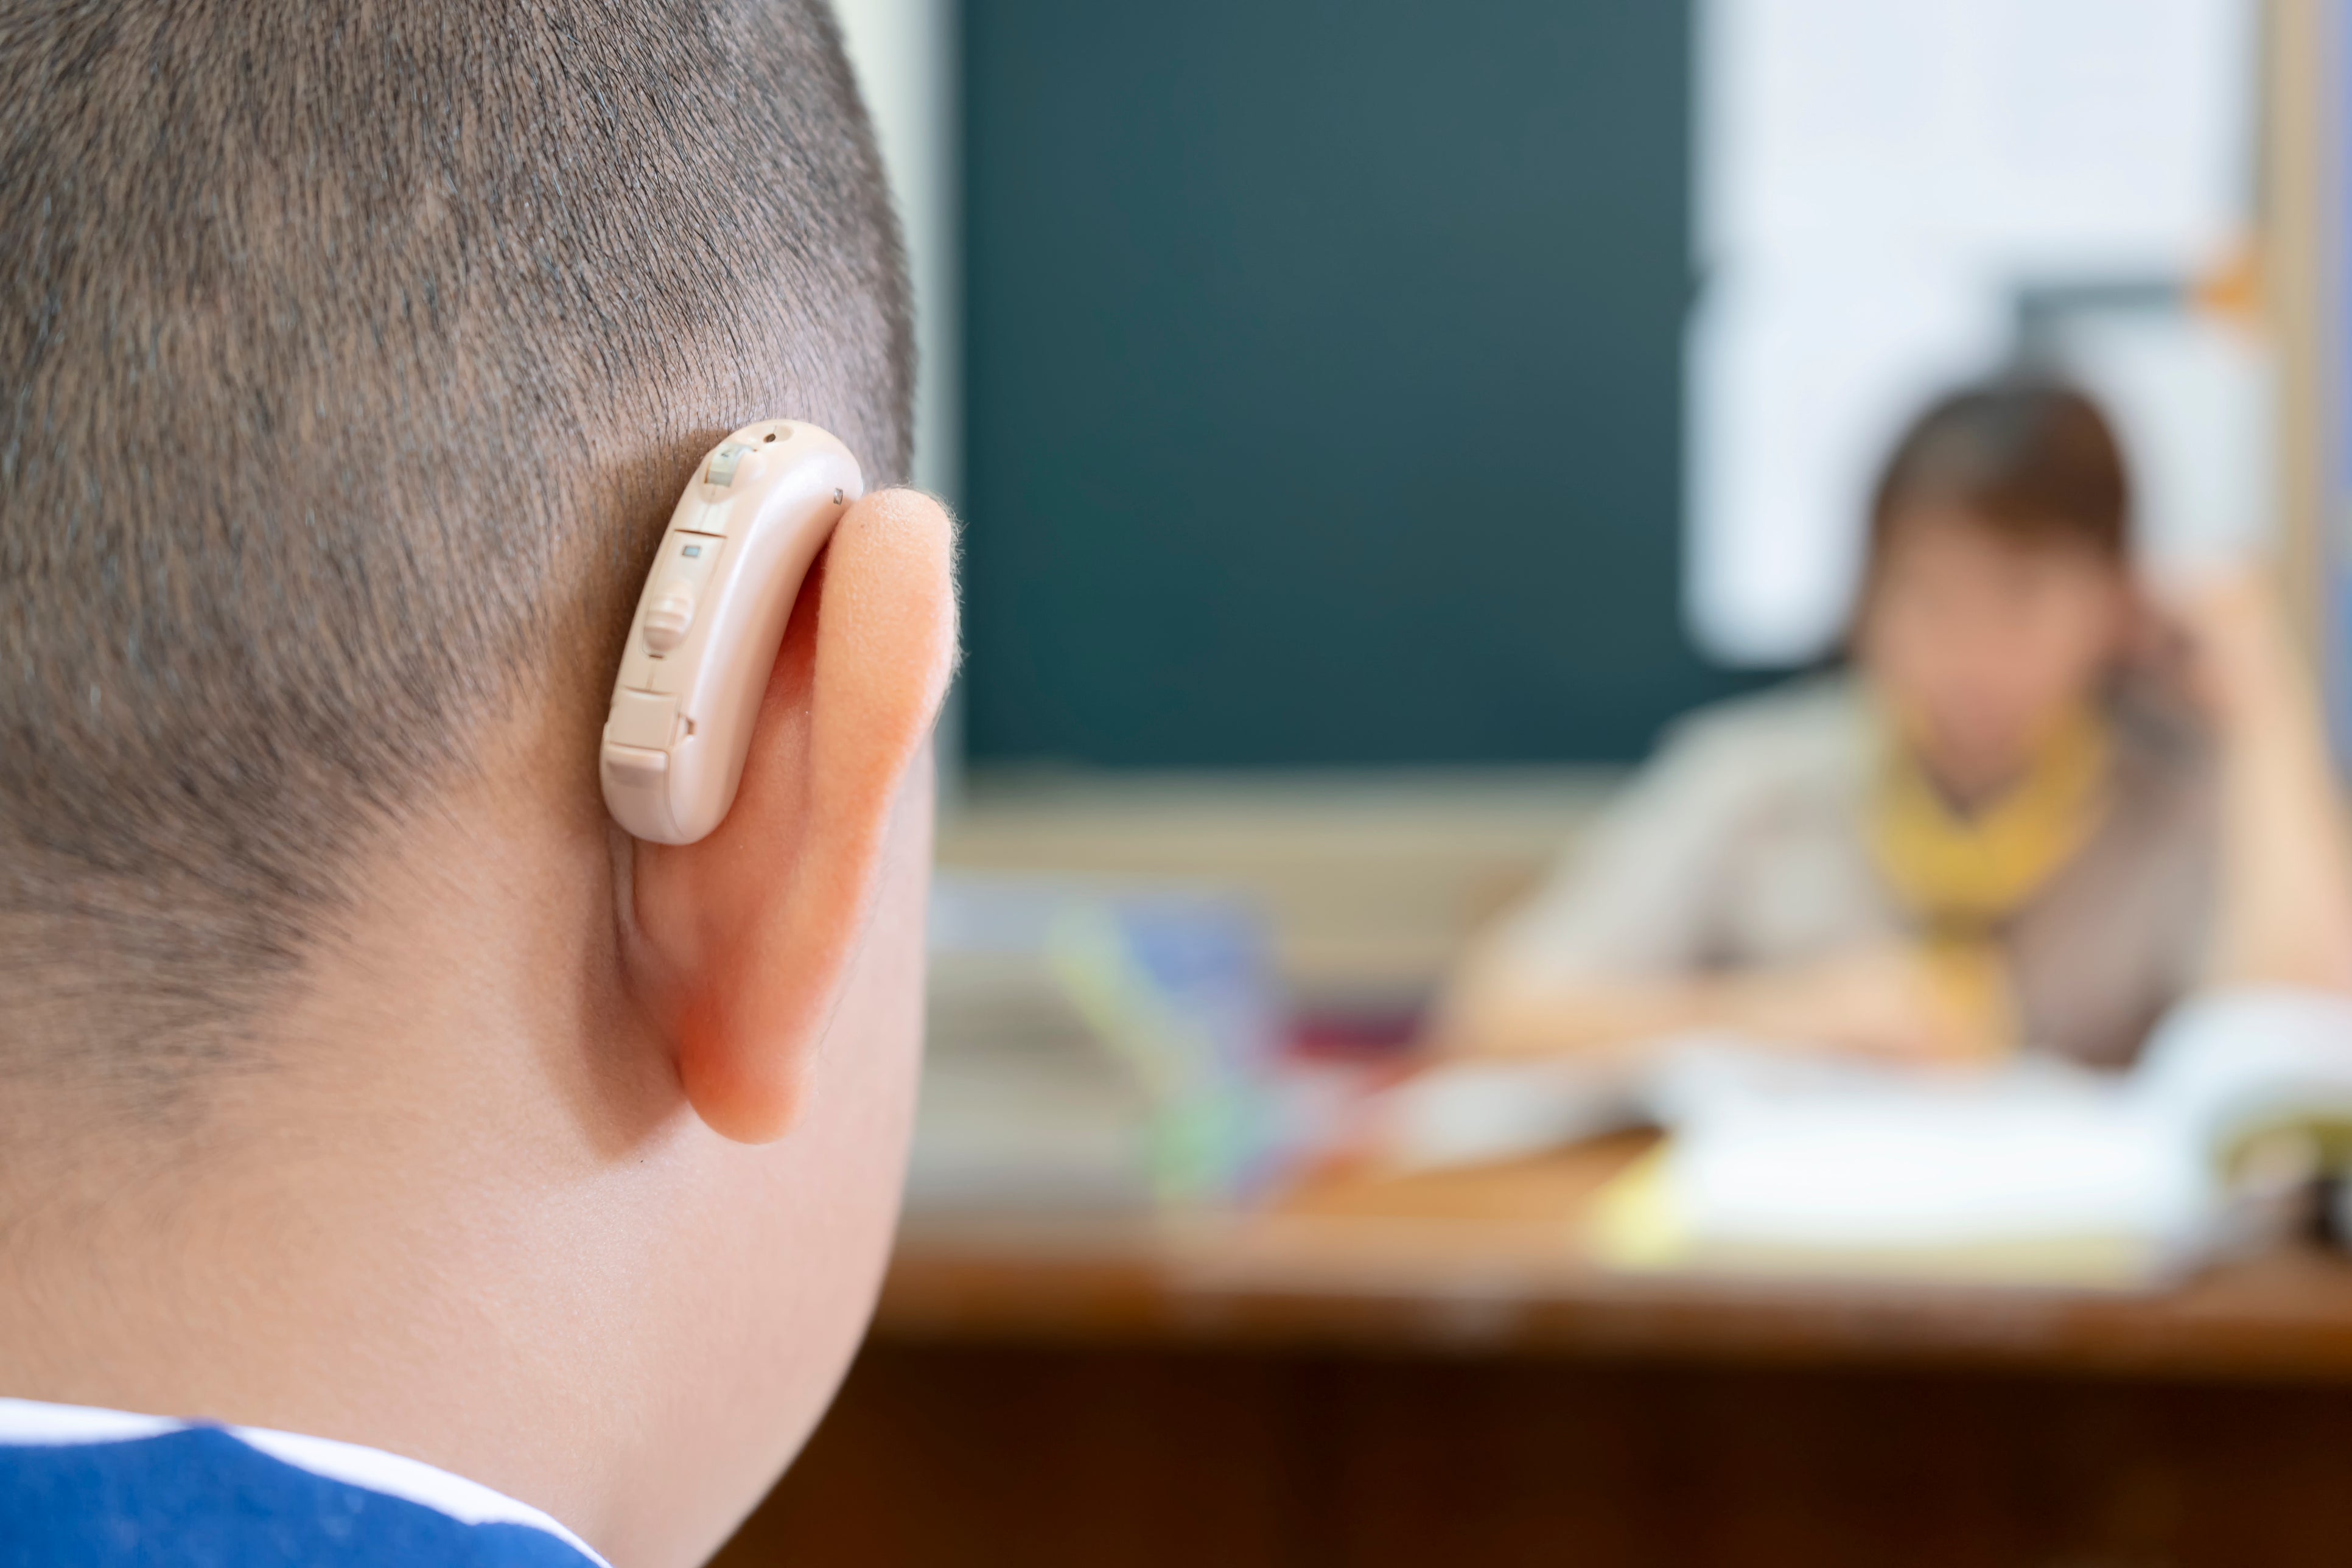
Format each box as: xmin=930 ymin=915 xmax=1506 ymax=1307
xmin=1685 ymin=261 xmax=2009 ymax=664
xmin=1699 ymin=0 xmax=2255 ymax=278
xmin=1689 ymin=0 xmax=2261 ymax=666
xmin=2051 ymin=310 xmax=2278 ymax=579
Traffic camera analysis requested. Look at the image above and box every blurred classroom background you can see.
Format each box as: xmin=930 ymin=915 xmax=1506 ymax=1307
xmin=716 ymin=2 xmax=2352 ymax=1564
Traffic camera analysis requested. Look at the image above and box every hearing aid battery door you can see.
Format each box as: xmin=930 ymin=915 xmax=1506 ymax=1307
xmin=601 ymin=419 xmax=863 ymax=844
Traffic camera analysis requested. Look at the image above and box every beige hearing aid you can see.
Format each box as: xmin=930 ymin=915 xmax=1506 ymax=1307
xmin=601 ymin=419 xmax=863 ymax=844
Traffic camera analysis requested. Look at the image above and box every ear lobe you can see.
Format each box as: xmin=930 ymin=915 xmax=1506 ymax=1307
xmin=623 ymin=488 xmax=958 ymax=1143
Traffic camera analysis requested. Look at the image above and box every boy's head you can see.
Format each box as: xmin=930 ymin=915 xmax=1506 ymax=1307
xmin=1854 ymin=380 xmax=2135 ymax=794
xmin=1 ymin=5 xmax=955 ymax=1564
xmin=1 ymin=0 xmax=911 ymax=1070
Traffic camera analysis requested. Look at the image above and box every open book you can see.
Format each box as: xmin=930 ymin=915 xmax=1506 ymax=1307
xmin=1386 ymin=989 xmax=2352 ymax=1289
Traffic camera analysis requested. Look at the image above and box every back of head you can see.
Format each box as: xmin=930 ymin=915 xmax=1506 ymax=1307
xmin=0 ymin=1 xmax=911 ymax=1091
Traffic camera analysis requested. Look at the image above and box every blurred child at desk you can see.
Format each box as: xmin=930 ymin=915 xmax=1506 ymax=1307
xmin=1443 ymin=379 xmax=2352 ymax=1071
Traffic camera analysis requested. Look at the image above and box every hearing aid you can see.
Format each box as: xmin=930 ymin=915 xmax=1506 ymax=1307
xmin=601 ymin=419 xmax=863 ymax=844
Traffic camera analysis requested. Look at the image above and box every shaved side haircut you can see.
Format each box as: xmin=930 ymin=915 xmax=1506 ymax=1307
xmin=0 ymin=2 xmax=912 ymax=1092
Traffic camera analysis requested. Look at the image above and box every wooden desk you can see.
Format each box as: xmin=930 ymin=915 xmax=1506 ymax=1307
xmin=873 ymin=1134 xmax=2352 ymax=1384
xmin=715 ymin=1138 xmax=2352 ymax=1567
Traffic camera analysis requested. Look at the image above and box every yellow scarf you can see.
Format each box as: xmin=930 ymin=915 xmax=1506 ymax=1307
xmin=1865 ymin=705 xmax=2112 ymax=1055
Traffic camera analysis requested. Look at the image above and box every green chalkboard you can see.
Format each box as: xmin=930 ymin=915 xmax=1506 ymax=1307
xmin=961 ymin=0 xmax=1755 ymax=765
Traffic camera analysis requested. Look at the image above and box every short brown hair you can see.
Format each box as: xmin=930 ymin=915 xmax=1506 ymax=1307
xmin=0 ymin=2 xmax=911 ymax=1090
xmin=1868 ymin=380 xmax=2131 ymax=569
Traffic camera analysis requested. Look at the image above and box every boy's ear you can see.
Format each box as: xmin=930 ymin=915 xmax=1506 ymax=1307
xmin=621 ymin=488 xmax=958 ymax=1143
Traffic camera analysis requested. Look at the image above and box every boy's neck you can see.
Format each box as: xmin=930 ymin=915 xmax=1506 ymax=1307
xmin=0 ymin=760 xmax=656 ymax=1546
xmin=0 ymin=710 xmax=934 ymax=1568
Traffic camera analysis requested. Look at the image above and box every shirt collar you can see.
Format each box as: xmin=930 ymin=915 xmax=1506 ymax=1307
xmin=0 ymin=1396 xmax=609 ymax=1566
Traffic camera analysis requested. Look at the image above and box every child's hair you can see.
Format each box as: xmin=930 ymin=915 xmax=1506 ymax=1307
xmin=0 ymin=2 xmax=911 ymax=1091
xmin=1867 ymin=379 xmax=2132 ymax=572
